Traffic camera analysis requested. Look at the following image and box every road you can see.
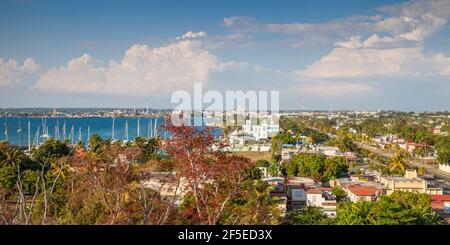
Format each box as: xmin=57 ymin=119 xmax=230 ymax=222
xmin=356 ymin=142 xmax=450 ymax=192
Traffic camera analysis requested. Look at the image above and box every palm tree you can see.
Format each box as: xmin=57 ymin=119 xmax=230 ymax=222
xmin=0 ymin=147 xmax=25 ymax=168
xmin=389 ymin=151 xmax=408 ymax=174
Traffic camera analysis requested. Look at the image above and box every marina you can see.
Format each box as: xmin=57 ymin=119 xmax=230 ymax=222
xmin=0 ymin=116 xmax=224 ymax=147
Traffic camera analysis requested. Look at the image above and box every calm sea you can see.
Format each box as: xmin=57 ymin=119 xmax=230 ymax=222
xmin=0 ymin=117 xmax=223 ymax=146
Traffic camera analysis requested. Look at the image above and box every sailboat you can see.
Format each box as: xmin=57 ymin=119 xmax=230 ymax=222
xmin=17 ymin=120 xmax=22 ymax=147
xmin=78 ymin=127 xmax=82 ymax=143
xmin=4 ymin=120 xmax=8 ymax=143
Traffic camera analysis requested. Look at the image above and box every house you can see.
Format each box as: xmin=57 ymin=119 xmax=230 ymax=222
xmin=317 ymin=146 xmax=340 ymax=157
xmin=306 ymin=187 xmax=337 ymax=217
xmin=399 ymin=140 xmax=427 ymax=153
xmin=285 ymin=177 xmax=318 ymax=210
xmin=379 ymin=169 xmax=443 ymax=195
xmin=264 ymin=177 xmax=287 ymax=214
xmin=430 ymin=194 xmax=450 ymax=224
xmin=346 ymin=184 xmax=379 ymax=202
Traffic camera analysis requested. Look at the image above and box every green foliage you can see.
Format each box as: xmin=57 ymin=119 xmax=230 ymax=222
xmin=271 ymin=132 xmax=295 ymax=160
xmin=435 ymin=136 xmax=449 ymax=165
xmin=256 ymin=159 xmax=270 ymax=167
xmin=21 ymin=170 xmax=39 ymax=195
xmin=326 ymin=136 xmax=358 ymax=153
xmin=283 ymin=154 xmax=347 ymax=181
xmin=331 ymin=186 xmax=347 ymax=202
xmin=32 ymin=138 xmax=71 ymax=160
xmin=0 ymin=166 xmax=18 ymax=190
xmin=336 ymin=191 xmax=442 ymax=225
xmin=284 ymin=206 xmax=334 ymax=225
xmin=88 ymin=134 xmax=104 ymax=154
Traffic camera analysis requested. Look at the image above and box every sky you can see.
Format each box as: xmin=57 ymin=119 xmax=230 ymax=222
xmin=0 ymin=0 xmax=449 ymax=111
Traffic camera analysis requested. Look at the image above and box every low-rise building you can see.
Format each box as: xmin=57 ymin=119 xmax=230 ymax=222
xmin=379 ymin=170 xmax=443 ymax=195
xmin=346 ymin=184 xmax=380 ymax=202
xmin=431 ymin=194 xmax=450 ymax=224
xmin=285 ymin=177 xmax=318 ymax=210
xmin=306 ymin=187 xmax=337 ymax=217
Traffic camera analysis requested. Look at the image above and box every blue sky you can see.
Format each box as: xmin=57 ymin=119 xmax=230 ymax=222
xmin=0 ymin=0 xmax=449 ymax=111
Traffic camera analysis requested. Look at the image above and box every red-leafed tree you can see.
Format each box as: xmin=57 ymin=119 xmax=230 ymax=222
xmin=162 ymin=117 xmax=255 ymax=224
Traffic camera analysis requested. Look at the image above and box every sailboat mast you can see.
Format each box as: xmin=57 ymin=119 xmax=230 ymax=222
xmin=70 ymin=126 xmax=74 ymax=145
xmin=4 ymin=120 xmax=8 ymax=143
xmin=112 ymin=117 xmax=115 ymax=140
xmin=154 ymin=119 xmax=157 ymax=138
xmin=63 ymin=121 xmax=66 ymax=141
xmin=18 ymin=120 xmax=22 ymax=147
xmin=87 ymin=125 xmax=90 ymax=141
xmin=125 ymin=120 xmax=129 ymax=141
xmin=137 ymin=118 xmax=140 ymax=138
xmin=28 ymin=121 xmax=31 ymax=152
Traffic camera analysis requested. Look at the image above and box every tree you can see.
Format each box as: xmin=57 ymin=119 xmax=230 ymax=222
xmin=162 ymin=118 xmax=275 ymax=225
xmin=435 ymin=137 xmax=449 ymax=165
xmin=389 ymin=150 xmax=408 ymax=174
xmin=336 ymin=191 xmax=442 ymax=225
xmin=0 ymin=147 xmax=25 ymax=168
xmin=284 ymin=206 xmax=333 ymax=225
xmin=283 ymin=154 xmax=347 ymax=181
xmin=331 ymin=186 xmax=347 ymax=202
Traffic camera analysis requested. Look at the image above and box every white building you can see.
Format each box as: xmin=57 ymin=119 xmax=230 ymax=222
xmin=242 ymin=119 xmax=279 ymax=140
xmin=306 ymin=188 xmax=337 ymax=217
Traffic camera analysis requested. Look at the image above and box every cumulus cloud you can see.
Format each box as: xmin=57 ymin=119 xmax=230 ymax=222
xmin=296 ymin=33 xmax=450 ymax=80
xmin=35 ymin=40 xmax=221 ymax=95
xmin=0 ymin=58 xmax=39 ymax=88
xmin=291 ymin=0 xmax=450 ymax=96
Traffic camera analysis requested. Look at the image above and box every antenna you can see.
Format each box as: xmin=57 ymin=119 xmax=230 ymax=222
xmin=146 ymin=99 xmax=150 ymax=114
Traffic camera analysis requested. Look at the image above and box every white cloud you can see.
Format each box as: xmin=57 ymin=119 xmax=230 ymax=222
xmin=296 ymin=33 xmax=450 ymax=80
xmin=36 ymin=40 xmax=221 ymax=95
xmin=0 ymin=58 xmax=39 ymax=88
xmin=293 ymin=0 xmax=450 ymax=89
xmin=176 ymin=31 xmax=208 ymax=40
